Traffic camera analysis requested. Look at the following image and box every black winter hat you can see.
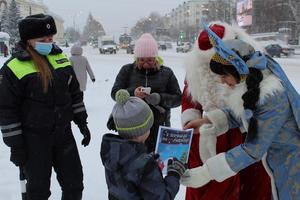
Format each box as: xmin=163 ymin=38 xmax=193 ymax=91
xmin=18 ymin=13 xmax=57 ymax=41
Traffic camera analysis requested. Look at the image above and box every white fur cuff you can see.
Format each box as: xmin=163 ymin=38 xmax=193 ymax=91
xmin=181 ymin=108 xmax=202 ymax=126
xmin=205 ymin=109 xmax=229 ymax=136
xmin=206 ymin=153 xmax=236 ymax=182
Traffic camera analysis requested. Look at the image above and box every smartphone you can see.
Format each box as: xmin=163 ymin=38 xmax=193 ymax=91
xmin=141 ymin=87 xmax=151 ymax=95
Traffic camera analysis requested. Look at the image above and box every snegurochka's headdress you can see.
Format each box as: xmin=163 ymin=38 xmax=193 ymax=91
xmin=203 ymin=22 xmax=248 ymax=75
xmin=202 ymin=21 xmax=267 ymax=75
xmin=203 ymin=20 xmax=300 ymax=131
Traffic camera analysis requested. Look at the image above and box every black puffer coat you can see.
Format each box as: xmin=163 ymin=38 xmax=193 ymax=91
xmin=111 ymin=63 xmax=182 ymax=152
xmin=0 ymin=42 xmax=87 ymax=147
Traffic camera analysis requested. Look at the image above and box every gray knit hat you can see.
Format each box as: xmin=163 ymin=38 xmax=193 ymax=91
xmin=112 ymin=89 xmax=154 ymax=139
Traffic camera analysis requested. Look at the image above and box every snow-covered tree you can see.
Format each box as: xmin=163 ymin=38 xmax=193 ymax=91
xmin=6 ymin=0 xmax=22 ymax=44
xmin=0 ymin=8 xmax=9 ymax=33
xmin=130 ymin=12 xmax=165 ymax=39
xmin=65 ymin=27 xmax=81 ymax=43
xmin=82 ymin=13 xmax=105 ymax=43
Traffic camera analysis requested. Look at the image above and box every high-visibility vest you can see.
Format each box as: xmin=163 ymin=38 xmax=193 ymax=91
xmin=7 ymin=53 xmax=71 ymax=79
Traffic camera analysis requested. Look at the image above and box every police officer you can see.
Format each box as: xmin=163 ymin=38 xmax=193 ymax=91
xmin=0 ymin=14 xmax=91 ymax=200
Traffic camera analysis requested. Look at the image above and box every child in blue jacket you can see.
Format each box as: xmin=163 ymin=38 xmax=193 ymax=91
xmin=101 ymin=89 xmax=186 ymax=200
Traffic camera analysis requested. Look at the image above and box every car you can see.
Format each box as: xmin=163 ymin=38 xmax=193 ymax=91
xmin=159 ymin=44 xmax=167 ymax=50
xmin=281 ymin=45 xmax=295 ymax=56
xmin=165 ymin=42 xmax=173 ymax=49
xmin=265 ymin=44 xmax=295 ymax=57
xmin=176 ymin=42 xmax=191 ymax=53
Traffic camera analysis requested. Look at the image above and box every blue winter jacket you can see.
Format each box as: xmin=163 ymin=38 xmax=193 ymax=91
xmin=100 ymin=133 xmax=180 ymax=200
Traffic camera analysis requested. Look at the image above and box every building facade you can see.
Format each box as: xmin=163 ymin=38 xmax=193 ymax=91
xmin=0 ymin=0 xmax=65 ymax=43
xmin=250 ymin=0 xmax=299 ymax=44
xmin=169 ymin=0 xmax=209 ymax=30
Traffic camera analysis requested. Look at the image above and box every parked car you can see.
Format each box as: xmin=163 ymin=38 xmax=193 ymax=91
xmin=165 ymin=42 xmax=173 ymax=49
xmin=265 ymin=44 xmax=295 ymax=57
xmin=176 ymin=42 xmax=191 ymax=53
xmin=159 ymin=44 xmax=167 ymax=50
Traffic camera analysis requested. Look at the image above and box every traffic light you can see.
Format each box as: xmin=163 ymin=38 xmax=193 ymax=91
xmin=179 ymin=31 xmax=185 ymax=40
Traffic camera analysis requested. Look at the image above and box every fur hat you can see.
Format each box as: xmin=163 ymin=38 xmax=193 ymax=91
xmin=112 ymin=89 xmax=154 ymax=139
xmin=134 ymin=33 xmax=158 ymax=58
xmin=18 ymin=14 xmax=57 ymax=41
xmin=184 ymin=21 xmax=263 ymax=111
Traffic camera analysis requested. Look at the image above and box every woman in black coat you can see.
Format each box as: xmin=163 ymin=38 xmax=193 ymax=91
xmin=111 ymin=33 xmax=182 ymax=152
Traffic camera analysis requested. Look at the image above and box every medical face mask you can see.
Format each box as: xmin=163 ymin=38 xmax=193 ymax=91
xmin=34 ymin=42 xmax=53 ymax=55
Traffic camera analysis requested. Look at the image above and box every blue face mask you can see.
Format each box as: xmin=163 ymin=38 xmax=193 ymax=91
xmin=34 ymin=42 xmax=53 ymax=55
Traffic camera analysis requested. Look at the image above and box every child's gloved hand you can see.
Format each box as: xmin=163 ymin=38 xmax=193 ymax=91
xmin=167 ymin=157 xmax=187 ymax=178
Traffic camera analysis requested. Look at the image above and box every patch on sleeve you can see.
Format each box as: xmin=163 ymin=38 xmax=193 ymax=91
xmin=56 ymin=58 xmax=69 ymax=64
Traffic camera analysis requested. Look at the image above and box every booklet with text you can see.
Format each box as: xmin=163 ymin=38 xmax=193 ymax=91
xmin=154 ymin=126 xmax=193 ymax=175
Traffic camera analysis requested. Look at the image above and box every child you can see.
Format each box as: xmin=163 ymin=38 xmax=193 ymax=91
xmin=101 ymin=89 xmax=186 ymax=200
xmin=70 ymin=44 xmax=95 ymax=91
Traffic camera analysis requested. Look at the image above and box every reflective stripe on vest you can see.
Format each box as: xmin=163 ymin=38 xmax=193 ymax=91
xmin=7 ymin=53 xmax=71 ymax=79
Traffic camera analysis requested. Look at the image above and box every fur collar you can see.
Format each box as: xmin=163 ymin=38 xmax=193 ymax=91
xmin=223 ymin=70 xmax=284 ymax=120
xmin=185 ymin=21 xmax=264 ymax=112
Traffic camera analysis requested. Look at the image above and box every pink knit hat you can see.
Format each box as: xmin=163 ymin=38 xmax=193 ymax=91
xmin=134 ymin=33 xmax=158 ymax=58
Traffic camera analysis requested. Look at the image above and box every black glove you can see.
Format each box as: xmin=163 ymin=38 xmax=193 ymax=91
xmin=10 ymin=146 xmax=27 ymax=167
xmin=145 ymin=93 xmax=160 ymax=106
xmin=92 ymin=78 xmax=96 ymax=82
xmin=167 ymin=157 xmax=187 ymax=178
xmin=79 ymin=124 xmax=91 ymax=147
xmin=106 ymin=114 xmax=116 ymax=131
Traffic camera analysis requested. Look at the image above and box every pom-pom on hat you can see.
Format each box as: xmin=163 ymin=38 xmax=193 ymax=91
xmin=112 ymin=89 xmax=154 ymax=139
xmin=134 ymin=33 xmax=158 ymax=58
xmin=18 ymin=13 xmax=57 ymax=41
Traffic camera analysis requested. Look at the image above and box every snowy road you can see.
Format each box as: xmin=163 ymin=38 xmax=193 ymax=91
xmin=0 ymin=46 xmax=299 ymax=199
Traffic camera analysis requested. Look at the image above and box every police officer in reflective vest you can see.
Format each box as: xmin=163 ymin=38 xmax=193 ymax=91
xmin=0 ymin=14 xmax=91 ymax=200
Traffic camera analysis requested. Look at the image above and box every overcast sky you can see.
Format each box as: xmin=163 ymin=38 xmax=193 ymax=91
xmin=42 ymin=0 xmax=185 ymax=37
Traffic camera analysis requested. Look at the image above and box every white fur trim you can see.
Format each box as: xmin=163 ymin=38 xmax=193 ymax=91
xmin=181 ymin=108 xmax=202 ymax=126
xmin=223 ymin=71 xmax=284 ymax=123
xmin=199 ymin=124 xmax=217 ymax=162
xmin=262 ymin=153 xmax=279 ymax=200
xmin=205 ymin=152 xmax=237 ymax=182
xmin=185 ymin=21 xmax=264 ymax=112
xmin=180 ymin=165 xmax=212 ymax=188
xmin=205 ymin=109 xmax=229 ymax=135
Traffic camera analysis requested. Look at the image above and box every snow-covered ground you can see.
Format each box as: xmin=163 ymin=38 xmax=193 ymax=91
xmin=0 ymin=46 xmax=299 ymax=200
